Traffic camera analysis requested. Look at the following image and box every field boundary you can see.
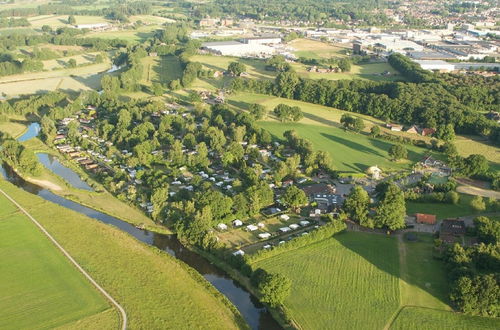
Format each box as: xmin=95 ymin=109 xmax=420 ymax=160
xmin=0 ymin=187 xmax=127 ymax=330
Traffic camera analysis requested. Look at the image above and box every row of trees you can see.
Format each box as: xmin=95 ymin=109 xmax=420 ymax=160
xmin=343 ymin=183 xmax=406 ymax=230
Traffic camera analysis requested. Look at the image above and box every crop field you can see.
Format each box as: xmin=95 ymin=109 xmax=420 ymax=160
xmin=0 ymin=194 xmax=116 ymax=329
xmin=42 ymin=52 xmax=102 ymax=70
xmin=454 ymin=135 xmax=500 ymax=172
xmin=391 ymin=307 xmax=500 ymax=330
xmin=253 ymin=232 xmax=400 ymax=329
xmin=0 ymin=62 xmax=110 ymax=97
xmin=406 ymin=193 xmax=493 ymax=220
xmin=83 ymin=25 xmax=159 ymax=43
xmin=0 ymin=180 xmax=245 ymax=329
xmin=289 ymin=39 xmax=348 ymax=59
xmin=27 ymin=15 xmax=110 ymax=29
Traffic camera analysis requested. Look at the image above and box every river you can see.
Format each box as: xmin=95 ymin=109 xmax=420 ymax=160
xmin=36 ymin=153 xmax=94 ymax=191
xmin=2 ymin=127 xmax=281 ymax=329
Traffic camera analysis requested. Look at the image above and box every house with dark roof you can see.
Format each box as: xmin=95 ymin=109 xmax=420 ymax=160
xmin=440 ymin=219 xmax=466 ymax=243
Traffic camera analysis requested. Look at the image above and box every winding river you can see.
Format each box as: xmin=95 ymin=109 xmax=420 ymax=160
xmin=3 ymin=126 xmax=281 ymax=330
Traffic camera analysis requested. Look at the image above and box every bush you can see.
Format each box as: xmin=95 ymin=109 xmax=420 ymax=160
xmin=470 ymin=196 xmax=486 ymax=212
xmin=446 ymin=191 xmax=460 ymax=204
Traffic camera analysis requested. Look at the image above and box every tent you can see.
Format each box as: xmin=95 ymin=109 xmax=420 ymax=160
xmin=233 ymin=219 xmax=243 ymax=227
xmin=258 ymin=232 xmax=271 ymax=239
xmin=246 ymin=224 xmax=258 ymax=231
xmin=217 ymin=223 xmax=228 ymax=230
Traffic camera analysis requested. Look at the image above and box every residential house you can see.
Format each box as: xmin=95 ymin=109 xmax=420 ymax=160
xmin=440 ymin=219 xmax=466 ymax=243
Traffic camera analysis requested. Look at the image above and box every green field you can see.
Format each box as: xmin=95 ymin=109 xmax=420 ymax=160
xmin=253 ymin=232 xmax=400 ymax=329
xmin=290 ymin=39 xmax=348 ymax=59
xmin=260 ymin=121 xmax=434 ymax=173
xmin=455 ymin=135 xmax=500 ymax=172
xmin=142 ymin=55 xmax=183 ymax=85
xmin=83 ymin=25 xmax=158 ymax=43
xmin=399 ymin=233 xmax=449 ymax=310
xmin=391 ymin=307 xmax=500 ymax=330
xmin=0 ymin=180 xmax=245 ymax=329
xmin=0 ymin=194 xmax=116 ymax=329
xmin=293 ymin=62 xmax=406 ymax=82
xmin=406 ymin=194 xmax=493 ymax=220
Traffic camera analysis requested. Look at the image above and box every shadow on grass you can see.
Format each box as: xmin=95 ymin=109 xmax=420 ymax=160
xmin=337 ymin=231 xmax=450 ymax=308
xmin=303 ymin=112 xmax=341 ymax=127
xmin=321 ymin=132 xmax=386 ymax=158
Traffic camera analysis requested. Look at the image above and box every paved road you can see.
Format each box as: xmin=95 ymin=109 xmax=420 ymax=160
xmin=0 ymin=187 xmax=127 ymax=330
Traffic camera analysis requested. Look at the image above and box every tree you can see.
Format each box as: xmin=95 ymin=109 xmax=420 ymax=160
xmin=151 ymin=186 xmax=169 ymax=221
xmin=446 ymin=191 xmax=460 ymax=205
xmin=67 ymin=58 xmax=77 ymax=68
xmin=41 ymin=25 xmax=52 ymax=33
xmin=169 ymin=79 xmax=181 ymax=90
xmin=273 ymin=104 xmax=302 ymax=122
xmin=353 ymin=117 xmax=365 ymax=132
xmin=374 ymin=183 xmax=406 ymax=230
xmin=436 ymin=124 xmax=455 ymax=141
xmin=388 ymin=144 xmax=407 ymax=161
xmin=451 ymin=275 xmax=500 ymax=317
xmin=274 ymin=71 xmax=299 ymax=99
xmin=151 ymin=82 xmax=164 ymax=96
xmin=40 ymin=116 xmax=56 ymax=144
xmin=281 ymin=185 xmax=308 ymax=212
xmin=258 ymin=273 xmax=292 ymax=307
xmin=249 ymin=103 xmax=266 ymax=120
xmin=343 ymin=185 xmax=372 ymax=228
xmin=68 ymin=15 xmax=76 ymax=25
xmin=474 ymin=216 xmax=500 ymax=244
xmin=462 ymin=154 xmax=489 ymax=177
xmin=94 ymin=54 xmax=104 ymax=63
xmin=228 ymin=62 xmax=246 ymax=76
xmin=470 ymin=196 xmax=486 ymax=212
xmin=370 ymin=125 xmax=381 ymax=137
xmin=338 ymin=58 xmax=351 ymax=72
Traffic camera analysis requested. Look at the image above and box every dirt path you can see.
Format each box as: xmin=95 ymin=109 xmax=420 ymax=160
xmin=457 ymin=185 xmax=500 ymax=199
xmin=0 ymin=187 xmax=127 ymax=330
xmin=27 ymin=178 xmax=63 ymax=191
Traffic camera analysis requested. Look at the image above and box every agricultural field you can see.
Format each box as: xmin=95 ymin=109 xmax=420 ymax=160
xmin=82 ymin=25 xmax=159 ymax=43
xmin=192 ymin=54 xmax=276 ymax=80
xmin=253 ymin=232 xmax=400 ymax=329
xmin=289 ymin=38 xmax=348 ymax=59
xmin=454 ymin=135 xmax=500 ymax=172
xmin=391 ymin=307 xmax=500 ymax=330
xmin=406 ymin=193 xmax=494 ymax=220
xmin=0 ymin=193 xmax=117 ymax=329
xmin=0 ymin=62 xmax=110 ymax=97
xmin=27 ymin=15 xmax=110 ymax=29
xmin=42 ymin=52 xmax=103 ymax=70
xmin=0 ymin=180 xmax=245 ymax=329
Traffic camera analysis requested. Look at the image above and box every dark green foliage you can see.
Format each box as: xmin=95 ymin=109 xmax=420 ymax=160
xmin=474 ymin=217 xmax=500 ymax=244
xmin=343 ymin=185 xmax=372 ymax=228
xmin=249 ymin=103 xmax=266 ymax=120
xmin=374 ymin=183 xmax=406 ymax=230
xmin=388 ymin=144 xmax=407 ymax=160
xmin=227 ymin=62 xmax=246 ymax=76
xmin=0 ymin=139 xmax=43 ymax=176
xmin=281 ymin=185 xmax=308 ymax=210
xmin=273 ymin=104 xmax=303 ymax=122
xmin=258 ymin=272 xmax=292 ymax=307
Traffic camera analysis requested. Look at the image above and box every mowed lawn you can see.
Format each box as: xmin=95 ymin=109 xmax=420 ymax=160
xmin=391 ymin=306 xmax=500 ymax=330
xmin=253 ymin=232 xmax=400 ymax=330
xmin=455 ymin=135 xmax=500 ymax=172
xmin=260 ymin=121 xmax=433 ymax=173
xmin=406 ymin=194 xmax=494 ymax=220
xmin=0 ymin=194 xmax=116 ymax=329
xmin=289 ymin=39 xmax=348 ymax=59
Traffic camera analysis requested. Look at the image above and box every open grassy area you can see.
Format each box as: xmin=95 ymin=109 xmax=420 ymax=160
xmin=27 ymin=15 xmax=110 ymax=29
xmin=406 ymin=194 xmax=493 ymax=220
xmin=253 ymin=232 xmax=400 ymax=329
xmin=455 ymin=135 xmax=500 ymax=172
xmin=391 ymin=306 xmax=499 ymax=330
xmin=142 ymin=55 xmax=183 ymax=85
xmin=42 ymin=52 xmax=102 ymax=70
xmin=83 ymin=25 xmax=158 ymax=43
xmin=0 ymin=62 xmax=110 ymax=97
xmin=399 ymin=233 xmax=450 ymax=310
xmin=289 ymin=39 xmax=348 ymax=59
xmin=0 ymin=180 xmax=245 ymax=329
xmin=227 ymin=92 xmax=439 ymax=174
xmin=0 ymin=194 xmax=117 ymax=329
xmin=192 ymin=54 xmax=276 ymax=80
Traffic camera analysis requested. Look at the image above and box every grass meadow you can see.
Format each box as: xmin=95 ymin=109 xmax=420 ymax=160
xmin=406 ymin=193 xmax=494 ymax=220
xmin=227 ymin=92 xmax=440 ymax=174
xmin=0 ymin=194 xmax=116 ymax=329
xmin=0 ymin=180 xmax=245 ymax=329
xmin=289 ymin=39 xmax=349 ymax=59
xmin=142 ymin=55 xmax=183 ymax=85
xmin=253 ymin=232 xmax=400 ymax=329
xmin=454 ymin=135 xmax=500 ymax=172
xmin=391 ymin=307 xmax=500 ymax=330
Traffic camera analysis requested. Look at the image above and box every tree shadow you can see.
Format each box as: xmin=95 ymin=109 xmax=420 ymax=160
xmin=368 ymin=138 xmax=428 ymax=162
xmin=336 ymin=231 xmax=450 ymax=307
xmin=321 ymin=132 xmax=386 ymax=158
xmin=303 ymin=112 xmax=341 ymax=128
xmin=226 ymin=99 xmax=253 ymax=110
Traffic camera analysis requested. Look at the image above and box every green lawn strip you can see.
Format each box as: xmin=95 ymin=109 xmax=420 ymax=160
xmin=390 ymin=306 xmax=500 ymax=330
xmin=0 ymin=195 xmax=115 ymax=330
xmin=253 ymin=232 xmax=400 ymax=329
xmin=0 ymin=180 xmax=245 ymax=329
xmin=406 ymin=194 xmax=492 ymax=220
xmin=399 ymin=233 xmax=450 ymax=309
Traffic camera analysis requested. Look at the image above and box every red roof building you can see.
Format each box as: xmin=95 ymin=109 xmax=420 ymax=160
xmin=415 ymin=213 xmax=437 ymax=225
